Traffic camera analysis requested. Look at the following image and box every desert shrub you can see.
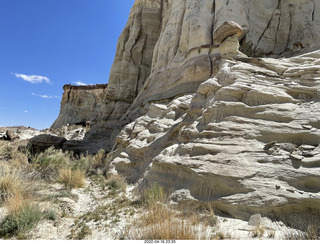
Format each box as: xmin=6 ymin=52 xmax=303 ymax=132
xmin=71 ymin=157 xmax=90 ymax=172
xmin=0 ymin=204 xmax=43 ymax=238
xmin=43 ymin=209 xmax=57 ymax=221
xmin=0 ymin=166 xmax=35 ymax=205
xmin=251 ymin=225 xmax=265 ymax=238
xmin=46 ymin=190 xmax=78 ymax=202
xmin=133 ymin=202 xmax=206 ymax=240
xmin=0 ymin=141 xmax=29 ymax=168
xmin=70 ymin=222 xmax=92 ymax=240
xmin=90 ymin=149 xmax=107 ymax=170
xmin=105 ymin=175 xmax=127 ymax=196
xmin=137 ymin=217 xmax=201 ymax=240
xmin=207 ymin=207 xmax=218 ymax=227
xmin=0 ymin=175 xmax=22 ymax=203
xmin=131 ymin=183 xmax=215 ymax=240
xmin=70 ymin=149 xmax=109 ymax=176
xmin=214 ymin=231 xmax=225 ymax=240
xmin=142 ymin=183 xmax=166 ymax=207
xmin=30 ymin=147 xmax=72 ymax=182
xmin=58 ymin=168 xmax=85 ymax=189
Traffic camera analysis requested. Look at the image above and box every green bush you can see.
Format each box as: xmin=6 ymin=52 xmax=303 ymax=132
xmin=75 ymin=149 xmax=108 ymax=175
xmin=31 ymin=147 xmax=71 ymax=182
xmin=0 ymin=204 xmax=43 ymax=238
xmin=143 ymin=183 xmax=166 ymax=206
xmin=105 ymin=175 xmax=127 ymax=196
xmin=43 ymin=209 xmax=57 ymax=221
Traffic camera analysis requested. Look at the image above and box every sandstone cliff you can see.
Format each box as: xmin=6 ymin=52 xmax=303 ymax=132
xmin=51 ymin=84 xmax=108 ymax=129
xmin=48 ymin=0 xmax=320 ymax=227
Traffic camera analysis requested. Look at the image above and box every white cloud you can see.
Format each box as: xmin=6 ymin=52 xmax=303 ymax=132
xmin=32 ymin=93 xmax=60 ymax=99
xmin=13 ymin=73 xmax=51 ymax=84
xmin=24 ymin=110 xmax=28 ymax=113
xmin=73 ymin=81 xmax=89 ymax=86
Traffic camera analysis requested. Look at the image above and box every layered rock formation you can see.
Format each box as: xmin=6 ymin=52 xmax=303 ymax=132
xmin=47 ymin=0 xmax=320 ymax=226
xmin=108 ymin=50 xmax=320 ymax=225
xmin=51 ymin=84 xmax=108 ymax=129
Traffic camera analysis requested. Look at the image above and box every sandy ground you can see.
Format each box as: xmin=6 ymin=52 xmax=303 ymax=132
xmin=25 ymin=178 xmax=301 ymax=240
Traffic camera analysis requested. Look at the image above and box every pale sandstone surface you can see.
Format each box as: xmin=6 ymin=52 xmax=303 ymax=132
xmin=51 ymin=0 xmax=320 ymax=154
xmin=42 ymin=0 xmax=320 ymax=228
xmin=51 ymin=84 xmax=108 ymax=129
xmin=108 ymin=50 xmax=320 ymax=226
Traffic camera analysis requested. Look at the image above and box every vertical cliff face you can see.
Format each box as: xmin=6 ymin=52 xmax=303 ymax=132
xmin=73 ymin=0 xmax=164 ymax=152
xmin=49 ymin=0 xmax=320 ymax=225
xmin=239 ymin=0 xmax=320 ymax=56
xmin=130 ymin=0 xmax=320 ymax=107
xmin=53 ymin=0 xmax=320 ymax=153
xmin=51 ymin=84 xmax=108 ymax=129
xmin=102 ymin=0 xmax=320 ymax=225
xmin=106 ymin=0 xmax=163 ymax=103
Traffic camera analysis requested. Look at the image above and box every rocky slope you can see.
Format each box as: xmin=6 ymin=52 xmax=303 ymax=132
xmin=45 ymin=0 xmax=320 ymax=228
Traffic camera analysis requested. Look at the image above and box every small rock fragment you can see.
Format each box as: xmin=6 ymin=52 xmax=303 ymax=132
xmin=248 ymin=214 xmax=261 ymax=226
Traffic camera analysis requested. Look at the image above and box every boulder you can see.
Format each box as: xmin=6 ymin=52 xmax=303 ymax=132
xmin=248 ymin=214 xmax=262 ymax=226
xmin=27 ymin=134 xmax=67 ymax=154
xmin=1 ymin=130 xmax=19 ymax=141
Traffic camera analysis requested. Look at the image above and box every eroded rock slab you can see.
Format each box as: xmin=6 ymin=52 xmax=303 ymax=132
xmin=108 ymin=50 xmax=320 ymax=226
xmin=27 ymin=135 xmax=67 ymax=154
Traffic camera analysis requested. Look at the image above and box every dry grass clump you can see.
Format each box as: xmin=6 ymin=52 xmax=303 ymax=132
xmin=286 ymin=222 xmax=319 ymax=240
xmin=304 ymin=223 xmax=319 ymax=240
xmin=89 ymin=149 xmax=107 ymax=170
xmin=65 ymin=149 xmax=109 ymax=176
xmin=284 ymin=215 xmax=319 ymax=240
xmin=0 ymin=162 xmax=43 ymax=239
xmin=0 ymin=141 xmax=30 ymax=168
xmin=0 ymin=202 xmax=47 ymax=239
xmin=29 ymin=147 xmax=105 ymax=185
xmin=131 ymin=183 xmax=209 ymax=240
xmin=0 ymin=165 xmax=36 ymax=206
xmin=4 ymin=191 xmax=27 ymax=213
xmin=137 ymin=216 xmax=204 ymax=240
xmin=0 ymin=177 xmax=28 ymax=210
xmin=30 ymin=147 xmax=72 ymax=182
xmin=58 ymin=168 xmax=85 ymax=189
xmin=0 ymin=175 xmax=22 ymax=202
xmin=251 ymin=225 xmax=265 ymax=238
xmin=105 ymin=174 xmax=127 ymax=196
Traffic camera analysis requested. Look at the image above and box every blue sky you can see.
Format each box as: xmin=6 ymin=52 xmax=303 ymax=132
xmin=0 ymin=0 xmax=134 ymax=129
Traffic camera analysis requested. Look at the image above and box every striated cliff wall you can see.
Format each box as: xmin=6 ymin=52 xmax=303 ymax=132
xmin=53 ymin=0 xmax=320 ymax=153
xmin=105 ymin=0 xmax=320 ymax=225
xmin=51 ymin=84 xmax=108 ymax=129
xmin=48 ymin=0 xmax=320 ymax=226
